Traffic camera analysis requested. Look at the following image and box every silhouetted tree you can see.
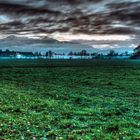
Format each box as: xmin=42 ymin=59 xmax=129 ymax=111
xmin=68 ymin=51 xmax=73 ymax=56
xmin=91 ymin=53 xmax=98 ymax=56
xmin=46 ymin=50 xmax=53 ymax=59
xmin=34 ymin=52 xmax=42 ymax=56
xmin=5 ymin=49 xmax=10 ymax=53
xmin=107 ymin=49 xmax=118 ymax=56
xmin=74 ymin=52 xmax=77 ymax=56
xmin=125 ymin=51 xmax=129 ymax=56
xmin=80 ymin=50 xmax=87 ymax=56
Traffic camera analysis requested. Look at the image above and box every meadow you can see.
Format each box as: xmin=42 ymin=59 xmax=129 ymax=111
xmin=0 ymin=59 xmax=140 ymax=140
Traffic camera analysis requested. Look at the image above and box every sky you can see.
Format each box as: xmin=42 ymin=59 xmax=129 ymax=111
xmin=0 ymin=0 xmax=139 ymax=52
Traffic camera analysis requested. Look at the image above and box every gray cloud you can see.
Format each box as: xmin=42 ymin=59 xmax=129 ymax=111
xmin=0 ymin=0 xmax=139 ymax=36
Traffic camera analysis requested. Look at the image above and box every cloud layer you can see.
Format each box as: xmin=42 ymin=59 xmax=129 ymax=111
xmin=0 ymin=0 xmax=139 ymax=36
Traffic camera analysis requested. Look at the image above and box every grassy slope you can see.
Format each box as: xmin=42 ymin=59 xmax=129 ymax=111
xmin=0 ymin=60 xmax=140 ymax=140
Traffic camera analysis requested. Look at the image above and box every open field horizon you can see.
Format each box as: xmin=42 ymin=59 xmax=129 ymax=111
xmin=0 ymin=60 xmax=140 ymax=139
xmin=0 ymin=0 xmax=140 ymax=139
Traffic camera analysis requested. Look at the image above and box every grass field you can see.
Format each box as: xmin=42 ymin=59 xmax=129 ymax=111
xmin=0 ymin=59 xmax=140 ymax=140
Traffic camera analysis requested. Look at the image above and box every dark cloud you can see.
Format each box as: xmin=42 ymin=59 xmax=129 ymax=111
xmin=0 ymin=2 xmax=61 ymax=15
xmin=0 ymin=0 xmax=139 ymax=36
xmin=108 ymin=1 xmax=140 ymax=25
xmin=47 ymin=0 xmax=103 ymax=5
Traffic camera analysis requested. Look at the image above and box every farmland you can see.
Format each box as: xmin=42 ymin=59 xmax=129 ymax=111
xmin=0 ymin=59 xmax=140 ymax=140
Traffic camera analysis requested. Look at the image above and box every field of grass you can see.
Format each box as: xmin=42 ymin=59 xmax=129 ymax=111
xmin=0 ymin=59 xmax=140 ymax=140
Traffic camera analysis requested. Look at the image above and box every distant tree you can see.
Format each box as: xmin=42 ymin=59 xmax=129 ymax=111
xmin=80 ymin=50 xmax=87 ymax=56
xmin=74 ymin=52 xmax=77 ymax=56
xmin=68 ymin=51 xmax=73 ymax=56
xmin=107 ymin=49 xmax=118 ymax=56
xmin=38 ymin=52 xmax=42 ymax=56
xmin=46 ymin=50 xmax=53 ymax=59
xmin=100 ymin=53 xmax=104 ymax=59
xmin=94 ymin=54 xmax=102 ymax=59
xmin=5 ymin=49 xmax=10 ymax=53
xmin=91 ymin=53 xmax=96 ymax=56
xmin=87 ymin=52 xmax=89 ymax=56
xmin=77 ymin=52 xmax=80 ymax=56
xmin=119 ymin=53 xmax=123 ymax=56
xmin=34 ymin=52 xmax=41 ymax=56
xmin=125 ymin=51 xmax=129 ymax=56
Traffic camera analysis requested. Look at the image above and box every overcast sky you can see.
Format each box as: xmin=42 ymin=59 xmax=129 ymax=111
xmin=0 ymin=0 xmax=139 ymax=51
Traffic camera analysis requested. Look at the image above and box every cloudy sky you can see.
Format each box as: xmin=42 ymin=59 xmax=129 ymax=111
xmin=0 ymin=0 xmax=139 ymax=52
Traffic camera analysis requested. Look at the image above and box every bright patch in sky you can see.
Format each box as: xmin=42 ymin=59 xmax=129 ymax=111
xmin=50 ymin=33 xmax=134 ymax=42
xmin=0 ymin=15 xmax=11 ymax=23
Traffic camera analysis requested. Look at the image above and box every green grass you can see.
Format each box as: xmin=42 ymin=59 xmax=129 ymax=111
xmin=0 ymin=59 xmax=140 ymax=140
